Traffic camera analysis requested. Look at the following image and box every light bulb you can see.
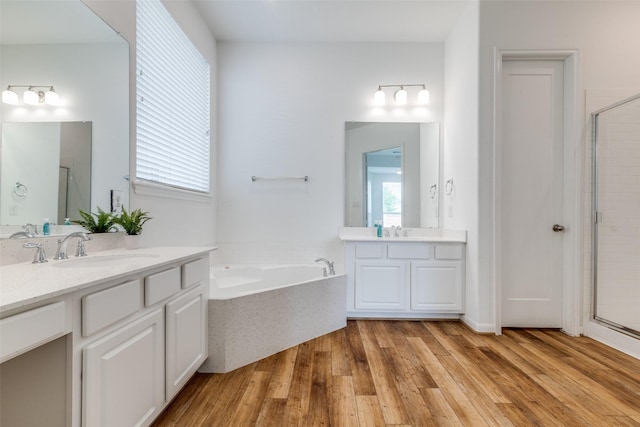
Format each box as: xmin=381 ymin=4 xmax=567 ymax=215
xmin=417 ymin=88 xmax=430 ymax=105
xmin=2 ymin=88 xmax=18 ymax=105
xmin=23 ymin=88 xmax=40 ymax=105
xmin=45 ymin=88 xmax=60 ymax=106
xmin=394 ymin=87 xmax=407 ymax=105
xmin=373 ymin=87 xmax=385 ymax=106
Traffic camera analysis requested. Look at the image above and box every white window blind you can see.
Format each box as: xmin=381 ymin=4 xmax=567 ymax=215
xmin=136 ymin=0 xmax=210 ymax=193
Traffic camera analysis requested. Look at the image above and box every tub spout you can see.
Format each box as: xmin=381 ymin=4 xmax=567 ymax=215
xmin=315 ymin=258 xmax=335 ymax=276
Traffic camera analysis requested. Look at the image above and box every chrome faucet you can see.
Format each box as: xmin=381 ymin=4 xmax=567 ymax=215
xmin=10 ymin=223 xmax=38 ymax=239
xmin=54 ymin=232 xmax=91 ymax=260
xmin=315 ymin=258 xmax=335 ymax=276
xmin=23 ymin=242 xmax=48 ymax=263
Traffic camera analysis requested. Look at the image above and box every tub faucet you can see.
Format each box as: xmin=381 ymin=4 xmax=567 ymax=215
xmin=315 ymin=258 xmax=335 ymax=276
xmin=54 ymin=232 xmax=91 ymax=260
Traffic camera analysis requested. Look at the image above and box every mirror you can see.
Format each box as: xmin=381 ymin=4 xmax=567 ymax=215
xmin=1 ymin=122 xmax=92 ymax=224
xmin=0 ymin=0 xmax=129 ymax=229
xmin=345 ymin=122 xmax=440 ymax=228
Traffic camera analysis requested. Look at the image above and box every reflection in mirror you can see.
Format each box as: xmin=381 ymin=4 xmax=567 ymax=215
xmin=0 ymin=0 xmax=129 ymax=230
xmin=1 ymin=122 xmax=91 ymax=224
xmin=364 ymin=147 xmax=402 ymax=227
xmin=345 ymin=122 xmax=440 ymax=228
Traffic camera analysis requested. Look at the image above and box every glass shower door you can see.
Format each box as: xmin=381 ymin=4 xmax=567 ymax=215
xmin=593 ymin=94 xmax=640 ymax=336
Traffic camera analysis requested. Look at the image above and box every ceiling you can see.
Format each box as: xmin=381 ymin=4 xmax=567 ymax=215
xmin=0 ymin=1 xmax=122 ymax=44
xmin=193 ymin=0 xmax=470 ymax=43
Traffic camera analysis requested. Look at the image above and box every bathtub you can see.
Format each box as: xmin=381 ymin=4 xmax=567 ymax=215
xmin=198 ymin=264 xmax=347 ymax=373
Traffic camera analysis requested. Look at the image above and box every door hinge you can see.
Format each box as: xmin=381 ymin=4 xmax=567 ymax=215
xmin=595 ymin=211 xmax=603 ymax=224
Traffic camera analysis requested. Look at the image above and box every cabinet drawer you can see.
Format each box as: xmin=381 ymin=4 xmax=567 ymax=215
xmin=182 ymin=257 xmax=209 ymax=289
xmin=355 ymin=244 xmax=384 ymax=259
xmin=83 ymin=280 xmax=141 ymax=336
xmin=388 ymin=244 xmax=431 ymax=259
xmin=145 ymin=267 xmax=181 ymax=306
xmin=434 ymin=245 xmax=463 ymax=260
xmin=0 ymin=301 xmax=68 ymax=363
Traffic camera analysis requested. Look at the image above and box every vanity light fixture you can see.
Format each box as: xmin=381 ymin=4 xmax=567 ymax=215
xmin=1 ymin=85 xmax=61 ymax=106
xmin=394 ymin=87 xmax=408 ymax=105
xmin=373 ymin=84 xmax=429 ymax=106
xmin=2 ymin=87 xmax=19 ymax=105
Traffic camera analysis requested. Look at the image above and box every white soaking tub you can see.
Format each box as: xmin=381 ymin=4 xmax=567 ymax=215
xmin=198 ymin=264 xmax=346 ymax=373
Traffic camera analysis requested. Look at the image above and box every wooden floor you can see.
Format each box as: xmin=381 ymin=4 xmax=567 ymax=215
xmin=152 ymin=320 xmax=640 ymax=426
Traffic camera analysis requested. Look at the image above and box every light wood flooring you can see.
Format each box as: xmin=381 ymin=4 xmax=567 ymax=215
xmin=152 ymin=320 xmax=640 ymax=426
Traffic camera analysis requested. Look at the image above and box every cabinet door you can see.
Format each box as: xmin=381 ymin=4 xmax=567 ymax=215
xmin=411 ymin=261 xmax=463 ymax=312
xmin=83 ymin=309 xmax=164 ymax=427
xmin=355 ymin=260 xmax=407 ymax=311
xmin=165 ymin=285 xmax=207 ymax=399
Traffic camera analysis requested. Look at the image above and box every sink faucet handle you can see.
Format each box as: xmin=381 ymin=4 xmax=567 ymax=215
xmin=76 ymin=240 xmax=88 ymax=257
xmin=23 ymin=223 xmax=38 ymax=235
xmin=23 ymin=242 xmax=48 ymax=264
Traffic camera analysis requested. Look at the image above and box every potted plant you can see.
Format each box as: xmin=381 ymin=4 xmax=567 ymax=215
xmin=114 ymin=207 xmax=152 ymax=249
xmin=73 ymin=208 xmax=117 ymax=233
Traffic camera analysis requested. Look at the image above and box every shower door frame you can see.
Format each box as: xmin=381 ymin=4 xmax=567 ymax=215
xmin=591 ymin=93 xmax=640 ymax=339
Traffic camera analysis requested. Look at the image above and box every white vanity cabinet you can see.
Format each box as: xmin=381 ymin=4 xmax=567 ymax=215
xmin=345 ymin=241 xmax=465 ymax=318
xmin=74 ymin=255 xmax=210 ymax=427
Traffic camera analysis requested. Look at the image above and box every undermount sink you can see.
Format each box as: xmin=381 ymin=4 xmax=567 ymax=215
xmin=52 ymin=253 xmax=160 ymax=268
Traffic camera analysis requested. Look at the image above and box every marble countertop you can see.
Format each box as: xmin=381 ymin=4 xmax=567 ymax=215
xmin=338 ymin=227 xmax=467 ymax=243
xmin=0 ymin=246 xmax=215 ymax=313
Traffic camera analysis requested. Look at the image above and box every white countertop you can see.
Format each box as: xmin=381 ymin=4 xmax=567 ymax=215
xmin=338 ymin=227 xmax=466 ymax=243
xmin=0 ymin=246 xmax=215 ymax=313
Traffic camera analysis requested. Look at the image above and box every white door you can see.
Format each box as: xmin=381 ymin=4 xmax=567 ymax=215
xmin=500 ymin=60 xmax=565 ymax=328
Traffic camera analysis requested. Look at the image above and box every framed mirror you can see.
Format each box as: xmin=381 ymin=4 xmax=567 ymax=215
xmin=0 ymin=0 xmax=129 ymax=230
xmin=345 ymin=122 xmax=440 ymax=228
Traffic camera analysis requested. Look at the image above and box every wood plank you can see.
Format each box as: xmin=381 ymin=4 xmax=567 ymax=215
xmin=307 ymin=351 xmax=332 ymax=426
xmin=227 ymin=370 xmax=273 ymax=426
xmin=329 ymin=375 xmax=359 ymax=427
xmin=358 ymin=320 xmax=409 ymax=424
xmin=355 ymin=395 xmax=386 ymax=427
xmin=345 ymin=319 xmax=377 ymax=395
xmin=265 ymin=345 xmax=298 ymax=399
xmin=331 ymin=327 xmax=354 ymax=377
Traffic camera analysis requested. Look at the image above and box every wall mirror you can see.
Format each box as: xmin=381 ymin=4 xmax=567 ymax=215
xmin=0 ymin=0 xmax=129 ymax=230
xmin=345 ymin=122 xmax=440 ymax=228
xmin=1 ymin=122 xmax=92 ymax=225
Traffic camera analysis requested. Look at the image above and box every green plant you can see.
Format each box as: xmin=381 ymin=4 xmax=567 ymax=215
xmin=115 ymin=207 xmax=152 ymax=235
xmin=72 ymin=208 xmax=117 ymax=233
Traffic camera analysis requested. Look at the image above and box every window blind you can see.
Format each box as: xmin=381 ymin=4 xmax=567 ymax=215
xmin=136 ymin=0 xmax=210 ymax=193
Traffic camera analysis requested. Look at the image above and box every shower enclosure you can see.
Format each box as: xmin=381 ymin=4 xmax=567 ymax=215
xmin=592 ymin=93 xmax=640 ymax=338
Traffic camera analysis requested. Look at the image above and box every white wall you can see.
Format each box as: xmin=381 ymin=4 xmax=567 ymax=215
xmin=444 ymin=2 xmax=480 ymax=328
xmin=84 ymin=0 xmax=218 ymax=247
xmin=215 ymin=42 xmax=443 ymax=264
xmin=477 ymin=1 xmax=640 ymax=332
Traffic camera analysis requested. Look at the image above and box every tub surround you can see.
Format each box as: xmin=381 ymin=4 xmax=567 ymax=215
xmin=338 ymin=227 xmax=466 ymax=243
xmin=201 ymin=264 xmax=347 ymax=373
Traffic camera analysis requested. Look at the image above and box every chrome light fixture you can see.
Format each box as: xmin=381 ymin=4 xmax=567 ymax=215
xmin=2 ymin=85 xmax=61 ymax=106
xmin=373 ymin=83 xmax=429 ymax=106
xmin=373 ymin=86 xmax=386 ymax=106
xmin=2 ymin=86 xmax=19 ymax=105
xmin=394 ymin=86 xmax=408 ymax=105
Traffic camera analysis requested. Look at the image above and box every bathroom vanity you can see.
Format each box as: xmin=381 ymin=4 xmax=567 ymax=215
xmin=0 ymin=246 xmax=213 ymax=427
xmin=340 ymin=228 xmax=466 ymax=318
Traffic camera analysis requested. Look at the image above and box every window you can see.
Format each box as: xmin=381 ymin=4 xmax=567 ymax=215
xmin=136 ymin=0 xmax=210 ymax=193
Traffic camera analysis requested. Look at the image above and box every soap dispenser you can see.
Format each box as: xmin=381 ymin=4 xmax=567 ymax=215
xmin=42 ymin=218 xmax=50 ymax=236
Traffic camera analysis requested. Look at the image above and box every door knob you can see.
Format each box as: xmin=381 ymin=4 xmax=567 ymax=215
xmin=552 ymin=224 xmax=565 ymax=232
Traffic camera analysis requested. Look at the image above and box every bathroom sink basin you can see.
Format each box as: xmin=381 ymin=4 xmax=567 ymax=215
xmin=53 ymin=253 xmax=159 ymax=268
